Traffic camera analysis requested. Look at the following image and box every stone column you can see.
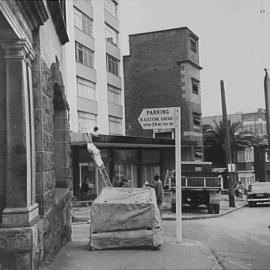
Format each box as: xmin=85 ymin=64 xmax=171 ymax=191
xmin=1 ymin=39 xmax=39 ymax=226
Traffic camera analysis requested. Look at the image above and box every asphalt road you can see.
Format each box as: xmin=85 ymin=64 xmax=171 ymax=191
xmin=166 ymin=204 xmax=270 ymax=270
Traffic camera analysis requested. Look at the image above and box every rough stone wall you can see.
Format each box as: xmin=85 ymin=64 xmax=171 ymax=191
xmin=38 ymin=190 xmax=72 ymax=267
xmin=33 ymin=54 xmax=56 ymax=217
xmin=32 ymin=51 xmax=72 ymax=267
xmin=0 ymin=190 xmax=71 ymax=270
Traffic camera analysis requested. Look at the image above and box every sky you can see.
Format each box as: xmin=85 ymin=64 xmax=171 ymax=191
xmin=119 ymin=0 xmax=270 ymax=117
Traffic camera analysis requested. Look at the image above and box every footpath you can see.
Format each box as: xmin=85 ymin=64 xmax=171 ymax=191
xmin=40 ymin=198 xmax=247 ymax=270
xmin=72 ymin=195 xmax=247 ymax=223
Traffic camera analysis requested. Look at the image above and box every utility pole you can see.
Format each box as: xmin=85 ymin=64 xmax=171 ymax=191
xmin=264 ymin=69 xmax=270 ymax=155
xmin=220 ymin=80 xmax=235 ymax=207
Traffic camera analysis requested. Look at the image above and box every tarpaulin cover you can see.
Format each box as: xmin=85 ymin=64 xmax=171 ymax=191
xmin=89 ymin=187 xmax=163 ymax=249
xmin=90 ymin=228 xmax=163 ymax=250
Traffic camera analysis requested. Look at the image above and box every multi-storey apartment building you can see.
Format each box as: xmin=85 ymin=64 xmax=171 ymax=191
xmin=123 ymin=27 xmax=203 ymax=161
xmin=66 ymin=0 xmax=124 ymax=135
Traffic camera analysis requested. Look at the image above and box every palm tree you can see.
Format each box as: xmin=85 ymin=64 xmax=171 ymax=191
xmin=203 ymin=121 xmax=255 ymax=165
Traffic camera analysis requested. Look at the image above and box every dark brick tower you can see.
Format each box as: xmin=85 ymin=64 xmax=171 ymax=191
xmin=124 ymin=27 xmax=203 ymax=161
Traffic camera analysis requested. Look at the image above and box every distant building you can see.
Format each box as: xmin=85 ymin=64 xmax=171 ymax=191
xmin=124 ymin=27 xmax=203 ymax=161
xmin=203 ymin=108 xmax=269 ymax=184
xmin=236 ymin=147 xmax=256 ymax=188
xmin=203 ymin=108 xmax=267 ymax=139
xmin=254 ymin=145 xmax=270 ymax=182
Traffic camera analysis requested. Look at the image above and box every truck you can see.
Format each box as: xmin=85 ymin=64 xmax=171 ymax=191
xmin=164 ymin=162 xmax=224 ymax=214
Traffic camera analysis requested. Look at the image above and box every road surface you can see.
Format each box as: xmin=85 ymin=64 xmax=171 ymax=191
xmin=166 ymin=204 xmax=270 ymax=269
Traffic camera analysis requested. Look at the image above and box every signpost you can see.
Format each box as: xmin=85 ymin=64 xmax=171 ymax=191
xmin=138 ymin=107 xmax=182 ymax=243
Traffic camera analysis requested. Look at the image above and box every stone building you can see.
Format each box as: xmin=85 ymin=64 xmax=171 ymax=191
xmin=0 ymin=1 xmax=72 ymax=269
xmin=123 ymin=27 xmax=203 ymax=161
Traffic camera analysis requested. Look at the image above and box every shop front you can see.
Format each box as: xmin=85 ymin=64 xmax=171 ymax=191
xmin=70 ymin=133 xmax=175 ymax=201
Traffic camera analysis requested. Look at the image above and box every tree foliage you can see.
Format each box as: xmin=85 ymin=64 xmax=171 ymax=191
xmin=203 ymin=120 xmax=255 ymax=165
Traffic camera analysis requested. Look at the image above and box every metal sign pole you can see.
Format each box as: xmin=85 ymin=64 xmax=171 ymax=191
xmin=174 ymin=107 xmax=182 ymax=243
xmin=137 ymin=106 xmax=182 ymax=243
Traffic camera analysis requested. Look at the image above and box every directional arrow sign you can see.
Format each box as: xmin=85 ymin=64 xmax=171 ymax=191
xmin=138 ymin=107 xmax=178 ymax=130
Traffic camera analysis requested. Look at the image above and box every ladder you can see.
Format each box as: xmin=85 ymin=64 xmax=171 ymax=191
xmin=79 ymin=121 xmax=112 ymax=187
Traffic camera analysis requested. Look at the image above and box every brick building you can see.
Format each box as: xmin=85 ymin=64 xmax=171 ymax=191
xmin=0 ymin=1 xmax=72 ymax=269
xmin=123 ymin=27 xmax=203 ymax=161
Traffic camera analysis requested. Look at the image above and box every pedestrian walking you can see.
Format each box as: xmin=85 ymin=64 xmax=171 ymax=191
xmin=80 ymin=175 xmax=89 ymax=201
xmin=234 ymin=181 xmax=245 ymax=201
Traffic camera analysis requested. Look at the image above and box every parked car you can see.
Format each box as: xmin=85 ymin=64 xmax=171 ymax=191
xmin=246 ymin=182 xmax=270 ymax=206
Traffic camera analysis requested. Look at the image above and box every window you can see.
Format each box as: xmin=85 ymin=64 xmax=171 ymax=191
xmin=105 ymin=24 xmax=119 ymax=46
xmin=77 ymin=77 xmax=95 ymax=100
xmin=192 ymin=112 xmax=201 ymax=128
xmin=190 ymin=39 xmax=197 ymax=53
xmin=141 ymin=165 xmax=160 ymax=184
xmin=76 ymin=42 xmax=94 ymax=68
xmin=113 ymin=164 xmax=138 ymax=187
xmin=191 ymin=78 xmax=199 ymax=95
xmin=243 ymin=123 xmax=255 ymax=133
xmin=78 ymin=111 xmax=97 ymax=132
xmin=106 ymin=54 xmax=119 ymax=76
xmin=238 ymin=148 xmax=254 ymax=162
xmin=105 ymin=0 xmax=118 ymax=17
xmin=109 ymin=116 xmax=122 ymax=135
xmin=74 ymin=8 xmax=93 ymax=36
xmin=238 ymin=150 xmax=245 ymax=162
xmin=108 ymin=85 xmax=121 ymax=105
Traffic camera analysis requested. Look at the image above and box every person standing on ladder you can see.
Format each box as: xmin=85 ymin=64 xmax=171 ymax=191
xmin=79 ymin=123 xmax=112 ymax=187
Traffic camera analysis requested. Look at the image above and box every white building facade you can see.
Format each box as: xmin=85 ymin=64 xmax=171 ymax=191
xmin=65 ymin=0 xmax=124 ymax=135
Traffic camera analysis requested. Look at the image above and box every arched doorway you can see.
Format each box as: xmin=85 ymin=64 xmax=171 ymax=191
xmin=53 ymin=83 xmax=70 ymax=188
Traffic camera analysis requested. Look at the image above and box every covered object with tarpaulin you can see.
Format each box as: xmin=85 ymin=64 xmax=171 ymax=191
xmin=89 ymin=187 xmax=163 ymax=250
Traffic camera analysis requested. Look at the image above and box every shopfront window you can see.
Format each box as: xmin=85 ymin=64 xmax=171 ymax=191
xmin=112 ymin=150 xmax=138 ymax=187
xmin=113 ymin=164 xmax=138 ymax=187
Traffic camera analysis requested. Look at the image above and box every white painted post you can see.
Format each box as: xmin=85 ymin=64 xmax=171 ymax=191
xmin=174 ymin=107 xmax=182 ymax=243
